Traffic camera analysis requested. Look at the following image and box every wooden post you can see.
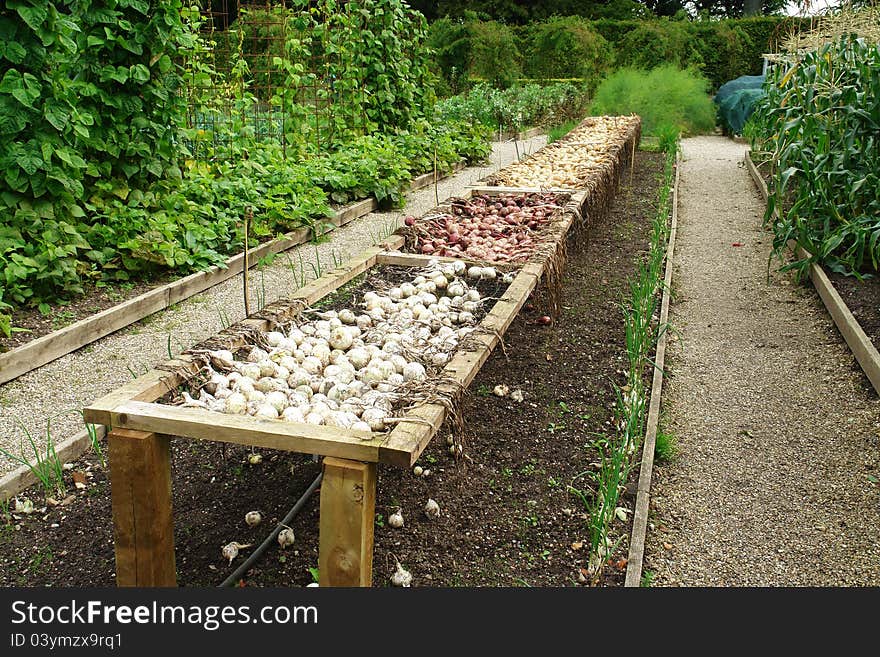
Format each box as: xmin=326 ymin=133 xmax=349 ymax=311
xmin=108 ymin=428 xmax=176 ymax=587
xmin=318 ymin=457 xmax=377 ymax=587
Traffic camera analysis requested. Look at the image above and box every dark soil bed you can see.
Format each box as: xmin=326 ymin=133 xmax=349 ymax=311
xmin=0 ymin=151 xmax=665 ymax=588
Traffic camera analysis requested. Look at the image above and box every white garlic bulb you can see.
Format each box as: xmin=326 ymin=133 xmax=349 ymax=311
xmin=278 ymin=527 xmax=295 ymax=549
xmin=224 ymin=392 xmax=248 ymax=415
xmin=265 ymin=390 xmax=289 ymax=412
xmin=221 ymin=541 xmax=251 ymax=564
xmin=360 ymin=408 xmax=388 ymax=431
xmin=388 ymin=509 xmax=404 ymax=528
xmin=329 ymin=326 xmax=354 ymax=351
xmin=245 ymin=511 xmax=262 ymax=527
xmin=282 ymin=406 xmax=305 ymax=423
xmin=424 ymin=498 xmax=440 ymax=519
xmin=403 ymin=362 xmax=426 ymax=382
xmin=390 ymin=561 xmax=412 ymax=587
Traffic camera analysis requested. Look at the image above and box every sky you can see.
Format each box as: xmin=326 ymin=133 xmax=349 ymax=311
xmin=783 ymin=0 xmax=838 ymax=15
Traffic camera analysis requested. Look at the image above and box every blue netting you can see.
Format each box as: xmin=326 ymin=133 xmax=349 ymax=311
xmin=714 ymin=75 xmax=766 ymax=135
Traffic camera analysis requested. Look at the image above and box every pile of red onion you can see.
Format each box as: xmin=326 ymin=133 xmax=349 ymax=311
xmin=404 ymin=193 xmax=565 ymax=262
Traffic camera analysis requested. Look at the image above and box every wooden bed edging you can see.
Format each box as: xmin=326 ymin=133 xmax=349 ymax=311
xmin=0 ymin=161 xmax=468 ymax=388
xmin=743 ymin=150 xmax=880 ymax=397
xmin=624 ymin=149 xmax=681 ymax=587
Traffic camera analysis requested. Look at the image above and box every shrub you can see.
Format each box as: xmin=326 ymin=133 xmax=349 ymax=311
xmin=613 ymin=20 xmax=693 ymax=70
xmin=467 ymin=20 xmax=522 ymax=88
xmin=426 ymin=17 xmax=472 ymax=96
xmin=687 ymin=22 xmax=757 ymax=92
xmin=523 ymin=16 xmax=612 ymax=94
xmin=589 ymin=65 xmax=716 ymax=138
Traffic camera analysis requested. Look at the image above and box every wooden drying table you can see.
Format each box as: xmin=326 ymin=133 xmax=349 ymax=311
xmin=84 ymin=236 xmax=552 ymax=588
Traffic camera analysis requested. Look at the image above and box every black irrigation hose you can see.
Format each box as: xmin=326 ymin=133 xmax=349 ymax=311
xmin=219 ymin=469 xmax=324 ymax=587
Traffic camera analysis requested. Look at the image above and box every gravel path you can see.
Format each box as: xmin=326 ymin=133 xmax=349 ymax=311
xmin=0 ymin=136 xmax=547 ymax=477
xmin=643 ymin=136 xmax=880 ymax=586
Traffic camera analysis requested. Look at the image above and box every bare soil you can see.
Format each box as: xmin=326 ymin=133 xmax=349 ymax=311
xmin=0 ymin=151 xmax=665 ymax=588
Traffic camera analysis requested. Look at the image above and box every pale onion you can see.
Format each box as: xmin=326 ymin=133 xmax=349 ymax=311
xmin=361 ymin=408 xmax=388 ymax=431
xmin=239 ymin=363 xmax=262 ymax=380
xmin=247 ymin=346 xmax=268 ymax=363
xmin=390 ymin=561 xmax=412 ymax=587
xmin=256 ymin=360 xmax=276 ymax=378
xmin=305 ymin=412 xmax=325 ymax=425
xmin=301 ymin=356 xmax=322 ymax=375
xmin=255 ymin=403 xmax=279 ymax=419
xmin=390 ymin=354 xmax=408 ymax=374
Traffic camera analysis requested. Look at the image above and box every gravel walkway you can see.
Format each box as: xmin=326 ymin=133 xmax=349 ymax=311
xmin=0 ymin=136 xmax=547 ymax=477
xmin=643 ymin=136 xmax=880 ymax=586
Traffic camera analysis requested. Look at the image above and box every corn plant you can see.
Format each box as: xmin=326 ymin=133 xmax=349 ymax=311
xmin=749 ymin=35 xmax=880 ymax=279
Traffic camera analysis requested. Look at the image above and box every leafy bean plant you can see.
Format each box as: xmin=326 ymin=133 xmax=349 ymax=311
xmin=585 ymin=143 xmax=677 ymax=584
xmin=749 ymin=35 xmax=880 ymax=278
xmin=434 ymin=81 xmax=588 ymax=134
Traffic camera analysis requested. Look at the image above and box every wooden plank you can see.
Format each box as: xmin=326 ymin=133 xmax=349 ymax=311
xmin=84 ymin=362 xmax=198 ymax=426
xmin=379 ymin=404 xmax=446 ymax=468
xmin=377 ymin=252 xmax=475 ymax=268
xmin=625 ymin=150 xmax=680 ymax=587
xmin=335 ymin=199 xmax=378 ymax=226
xmin=108 ymin=428 xmax=176 ymax=587
xmin=108 ymin=401 xmax=384 ymax=461
xmin=318 ymin=457 xmax=377 ymax=587
xmin=807 ymin=258 xmax=880 ymax=396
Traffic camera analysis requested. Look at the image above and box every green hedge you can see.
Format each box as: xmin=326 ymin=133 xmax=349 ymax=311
xmin=430 ymin=15 xmax=814 ymax=94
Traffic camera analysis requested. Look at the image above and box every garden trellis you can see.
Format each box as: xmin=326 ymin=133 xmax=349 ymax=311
xmin=184 ymin=0 xmax=434 ymax=159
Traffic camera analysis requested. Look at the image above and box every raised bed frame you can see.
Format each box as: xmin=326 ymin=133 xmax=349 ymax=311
xmin=80 ymin=117 xmax=642 ymax=589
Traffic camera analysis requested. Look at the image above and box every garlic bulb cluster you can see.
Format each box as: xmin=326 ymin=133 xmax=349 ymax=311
xmin=179 ymin=261 xmax=503 ymax=435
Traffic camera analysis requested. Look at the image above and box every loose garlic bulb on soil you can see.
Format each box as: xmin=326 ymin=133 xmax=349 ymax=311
xmin=388 ymin=509 xmax=404 ymax=528
xmin=222 ymin=541 xmax=252 ymax=564
xmin=390 ymin=561 xmax=412 ymax=587
xmin=424 ymin=498 xmax=440 ymax=519
xmin=278 ymin=527 xmax=295 ymax=549
xmin=245 ymin=511 xmax=262 ymax=527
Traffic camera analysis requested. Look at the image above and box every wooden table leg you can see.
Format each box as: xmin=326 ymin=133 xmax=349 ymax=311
xmin=318 ymin=457 xmax=377 ymax=587
xmin=108 ymin=428 xmax=176 ymax=587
